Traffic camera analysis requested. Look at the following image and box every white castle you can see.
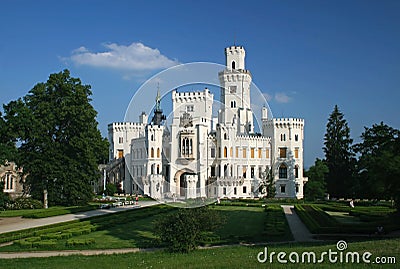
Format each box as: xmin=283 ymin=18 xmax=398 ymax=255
xmin=107 ymin=46 xmax=307 ymax=200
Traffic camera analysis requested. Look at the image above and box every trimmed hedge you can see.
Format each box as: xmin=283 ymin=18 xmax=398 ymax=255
xmin=66 ymin=238 xmax=95 ymax=246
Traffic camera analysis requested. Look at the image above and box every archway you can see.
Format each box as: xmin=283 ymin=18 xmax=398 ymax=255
xmin=174 ymin=169 xmax=196 ymax=197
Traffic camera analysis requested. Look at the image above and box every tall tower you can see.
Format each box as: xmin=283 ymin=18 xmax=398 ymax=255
xmin=218 ymin=46 xmax=253 ymax=134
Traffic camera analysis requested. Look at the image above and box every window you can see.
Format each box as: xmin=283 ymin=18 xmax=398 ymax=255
xmin=280 ymin=134 xmax=286 ymax=141
xmin=279 ymin=148 xmax=287 ymax=158
xmin=157 ymin=148 xmax=160 ymax=158
xmin=157 ymin=164 xmax=160 ymax=174
xmin=243 ymin=186 xmax=247 ymax=194
xmin=181 ymin=137 xmax=193 ymax=157
xmin=151 ymin=148 xmax=154 ymax=158
xmin=230 ymin=147 xmax=233 ymax=157
xmin=211 ymin=148 xmax=215 ymax=158
xmin=279 ymin=164 xmax=287 ymax=178
xmin=295 ymin=166 xmax=299 ymax=178
xmin=296 ymin=184 xmax=299 ymax=193
xmin=234 ymin=187 xmax=237 ymax=195
xmin=186 ymin=105 xmax=194 ymax=112
xmin=242 ymin=167 xmax=247 ymax=178
xmin=224 ymin=147 xmax=227 ymax=158
xmin=295 ymin=134 xmax=299 ymax=141
xmin=118 ymin=137 xmax=123 ymax=143
xmin=265 ymin=149 xmax=270 ymax=159
xmin=236 ymin=147 xmax=239 ymax=158
xmin=250 ymin=148 xmax=255 ymax=158
xmin=231 ymin=61 xmax=236 ymax=69
xmin=294 ymin=148 xmax=299 ymax=159
xmin=150 ymin=134 xmax=154 ymax=141
xmin=280 ymin=185 xmax=286 ymax=193
xmin=218 ymin=147 xmax=221 ymax=158
xmin=224 ymin=133 xmax=228 ymax=140
xmin=230 ymin=101 xmax=236 ymax=108
xmin=211 ymin=166 xmax=216 ymax=176
xmin=242 ymin=147 xmax=247 ymax=158
xmin=251 ymin=167 xmax=255 ymax=178
xmin=223 ymin=187 xmax=227 ymax=195
xmin=258 ymin=148 xmax=262 ymax=159
xmin=117 ymin=150 xmax=124 ymax=159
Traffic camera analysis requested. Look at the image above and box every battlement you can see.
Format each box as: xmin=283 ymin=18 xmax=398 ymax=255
xmin=264 ymin=118 xmax=304 ymax=128
xmin=225 ymin=46 xmax=245 ymax=55
xmin=236 ymin=134 xmax=272 ymax=143
xmin=172 ymin=88 xmax=213 ymax=103
xmin=108 ymin=122 xmax=146 ymax=131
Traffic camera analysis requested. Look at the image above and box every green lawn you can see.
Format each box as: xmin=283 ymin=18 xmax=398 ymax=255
xmin=0 ymin=204 xmax=292 ymax=252
xmin=0 ymin=239 xmax=398 ymax=269
xmin=0 ymin=204 xmax=99 ymax=218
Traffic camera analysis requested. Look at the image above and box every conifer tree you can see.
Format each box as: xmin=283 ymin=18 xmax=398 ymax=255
xmin=323 ymin=105 xmax=355 ymax=198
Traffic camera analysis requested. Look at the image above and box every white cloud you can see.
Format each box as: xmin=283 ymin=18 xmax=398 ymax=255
xmin=69 ymin=42 xmax=179 ymax=71
xmin=274 ymin=92 xmax=291 ymax=103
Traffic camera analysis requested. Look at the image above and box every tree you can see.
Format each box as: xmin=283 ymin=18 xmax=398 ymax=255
xmin=0 ymin=112 xmax=17 ymax=164
xmin=105 ymin=183 xmax=117 ymax=196
xmin=3 ymin=70 xmax=109 ymax=206
xmin=323 ymin=105 xmax=355 ymax=198
xmin=154 ymin=207 xmax=225 ymax=253
xmin=304 ymin=158 xmax=328 ymax=201
xmin=354 ymin=122 xmax=400 ymax=209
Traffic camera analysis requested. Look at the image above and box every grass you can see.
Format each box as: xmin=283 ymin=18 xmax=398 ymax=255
xmin=0 ymin=204 xmax=99 ymax=218
xmin=0 ymin=239 xmax=399 ymax=268
xmin=295 ymin=203 xmax=400 ymax=235
xmin=0 ymin=204 xmax=292 ymax=252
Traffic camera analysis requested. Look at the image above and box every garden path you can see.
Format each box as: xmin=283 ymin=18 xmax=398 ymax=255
xmin=0 ymin=200 xmax=159 ymax=235
xmin=281 ymin=205 xmax=317 ymax=242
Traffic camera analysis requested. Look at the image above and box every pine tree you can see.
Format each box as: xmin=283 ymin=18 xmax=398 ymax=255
xmin=323 ymin=105 xmax=355 ymax=198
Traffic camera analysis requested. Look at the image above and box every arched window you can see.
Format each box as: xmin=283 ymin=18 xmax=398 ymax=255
xmin=224 ymin=147 xmax=227 ymax=158
xmin=224 ymin=133 xmax=228 ymax=140
xmin=151 ymin=134 xmax=154 ymax=141
xmin=157 ymin=164 xmax=160 ymax=174
xmin=151 ymin=164 xmax=155 ymax=174
xmin=157 ymin=148 xmax=160 ymax=158
xmin=230 ymin=101 xmax=236 ymax=108
xmin=279 ymin=164 xmax=288 ymax=178
xmin=231 ymin=61 xmax=236 ymax=69
xmin=151 ymin=148 xmax=154 ymax=158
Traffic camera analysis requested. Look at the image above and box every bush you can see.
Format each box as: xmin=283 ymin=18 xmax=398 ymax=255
xmin=6 ymin=197 xmax=43 ymax=210
xmin=154 ymin=207 xmax=225 ymax=253
xmin=66 ymin=239 xmax=95 ymax=246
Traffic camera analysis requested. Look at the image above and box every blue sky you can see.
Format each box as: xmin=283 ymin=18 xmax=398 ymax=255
xmin=1 ymin=0 xmax=399 ymax=167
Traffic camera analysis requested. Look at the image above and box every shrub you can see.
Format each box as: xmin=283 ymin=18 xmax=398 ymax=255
xmin=66 ymin=239 xmax=95 ymax=246
xmin=6 ymin=197 xmax=43 ymax=210
xmin=154 ymin=207 xmax=225 ymax=253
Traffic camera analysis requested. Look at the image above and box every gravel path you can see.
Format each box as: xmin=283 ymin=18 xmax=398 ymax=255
xmin=281 ymin=205 xmax=317 ymax=242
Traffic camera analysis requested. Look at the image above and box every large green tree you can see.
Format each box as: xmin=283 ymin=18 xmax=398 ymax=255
xmin=354 ymin=122 xmax=400 ymax=209
xmin=323 ymin=105 xmax=355 ymax=198
xmin=304 ymin=158 xmax=328 ymax=201
xmin=0 ymin=112 xmax=17 ymax=164
xmin=3 ymin=70 xmax=108 ymax=205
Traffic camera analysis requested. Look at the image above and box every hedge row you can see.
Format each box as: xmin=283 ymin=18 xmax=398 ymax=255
xmin=66 ymin=238 xmax=95 ymax=246
xmin=294 ymin=204 xmax=338 ymax=234
xmin=263 ymin=205 xmax=288 ymax=237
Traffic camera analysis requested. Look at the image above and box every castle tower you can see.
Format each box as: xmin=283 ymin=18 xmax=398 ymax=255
xmin=218 ymin=46 xmax=253 ymax=134
xmin=264 ymin=118 xmax=307 ymax=199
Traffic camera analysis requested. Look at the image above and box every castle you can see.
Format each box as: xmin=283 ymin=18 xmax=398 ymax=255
xmin=107 ymin=45 xmax=307 ymax=200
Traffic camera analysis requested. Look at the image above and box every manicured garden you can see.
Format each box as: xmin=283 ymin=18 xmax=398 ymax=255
xmin=295 ymin=202 xmax=400 ymax=236
xmin=0 ymin=203 xmax=292 ymax=252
